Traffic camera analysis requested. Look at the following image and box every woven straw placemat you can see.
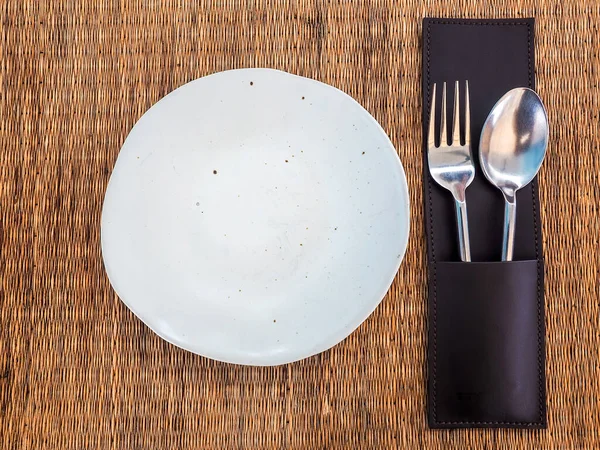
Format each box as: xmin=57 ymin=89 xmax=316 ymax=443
xmin=1 ymin=1 xmax=598 ymax=448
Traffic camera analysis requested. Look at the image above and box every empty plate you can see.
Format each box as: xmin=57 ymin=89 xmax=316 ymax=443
xmin=101 ymin=68 xmax=409 ymax=365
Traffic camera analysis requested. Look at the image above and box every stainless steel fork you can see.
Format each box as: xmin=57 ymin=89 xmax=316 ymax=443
xmin=427 ymin=81 xmax=475 ymax=261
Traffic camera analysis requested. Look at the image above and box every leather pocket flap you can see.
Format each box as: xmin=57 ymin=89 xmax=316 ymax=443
xmin=428 ymin=260 xmax=545 ymax=428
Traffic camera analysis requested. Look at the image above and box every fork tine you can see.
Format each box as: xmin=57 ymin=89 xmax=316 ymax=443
xmin=452 ymin=81 xmax=461 ymax=145
xmin=464 ymin=80 xmax=471 ymax=146
xmin=440 ymin=82 xmax=447 ymax=146
xmin=428 ymin=83 xmax=437 ymax=148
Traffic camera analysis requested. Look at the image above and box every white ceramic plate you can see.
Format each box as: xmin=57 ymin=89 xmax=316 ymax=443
xmin=101 ymin=68 xmax=409 ymax=366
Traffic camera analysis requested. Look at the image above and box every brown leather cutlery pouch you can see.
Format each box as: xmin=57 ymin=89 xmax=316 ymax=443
xmin=422 ymin=18 xmax=546 ymax=428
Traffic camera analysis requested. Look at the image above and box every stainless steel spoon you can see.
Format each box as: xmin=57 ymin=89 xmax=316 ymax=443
xmin=479 ymin=88 xmax=549 ymax=261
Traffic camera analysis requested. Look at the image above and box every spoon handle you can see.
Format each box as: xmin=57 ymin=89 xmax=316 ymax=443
xmin=501 ymin=195 xmax=517 ymax=261
xmin=454 ymin=199 xmax=471 ymax=262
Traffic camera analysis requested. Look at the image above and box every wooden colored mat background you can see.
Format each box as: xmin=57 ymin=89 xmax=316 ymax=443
xmin=1 ymin=1 xmax=599 ymax=448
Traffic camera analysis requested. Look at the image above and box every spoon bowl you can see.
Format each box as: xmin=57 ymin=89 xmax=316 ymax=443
xmin=479 ymin=88 xmax=548 ymax=261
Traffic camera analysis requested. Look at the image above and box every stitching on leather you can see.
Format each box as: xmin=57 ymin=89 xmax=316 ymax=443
xmin=528 ymin=23 xmax=534 ymax=90
xmin=528 ymin=21 xmax=546 ymax=426
xmin=425 ymin=19 xmax=438 ymax=424
xmin=428 ymin=21 xmax=528 ymax=26
xmin=427 ymin=19 xmax=544 ymax=427
xmin=436 ymin=422 xmax=543 ymax=426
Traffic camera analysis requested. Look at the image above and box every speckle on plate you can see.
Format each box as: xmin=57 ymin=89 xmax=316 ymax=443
xmin=213 ymin=170 xmax=217 ymax=174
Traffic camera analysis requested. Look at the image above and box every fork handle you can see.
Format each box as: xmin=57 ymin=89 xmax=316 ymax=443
xmin=454 ymin=199 xmax=471 ymax=262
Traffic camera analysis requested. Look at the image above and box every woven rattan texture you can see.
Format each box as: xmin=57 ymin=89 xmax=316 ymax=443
xmin=0 ymin=1 xmax=598 ymax=448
